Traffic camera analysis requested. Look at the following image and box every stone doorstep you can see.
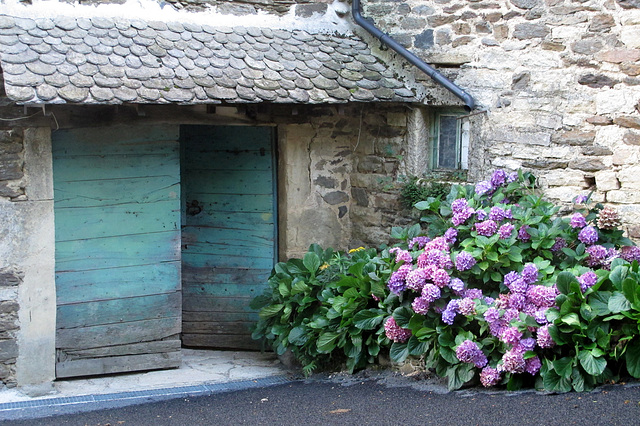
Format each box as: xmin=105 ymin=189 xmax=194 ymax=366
xmin=0 ymin=349 xmax=286 ymax=405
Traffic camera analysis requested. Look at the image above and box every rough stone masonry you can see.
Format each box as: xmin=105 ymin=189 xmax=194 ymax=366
xmin=0 ymin=128 xmax=24 ymax=387
xmin=359 ymin=0 xmax=640 ymax=237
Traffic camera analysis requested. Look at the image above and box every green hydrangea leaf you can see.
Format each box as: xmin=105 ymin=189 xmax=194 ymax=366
xmin=609 ymin=291 xmax=631 ymax=314
xmin=390 ymin=341 xmax=409 ymax=363
xmin=353 ymin=310 xmax=385 ymax=330
xmin=625 ymin=339 xmax=640 ymax=378
xmin=578 ymin=350 xmax=607 ymax=376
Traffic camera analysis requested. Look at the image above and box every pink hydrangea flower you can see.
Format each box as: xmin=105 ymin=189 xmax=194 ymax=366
xmin=384 ymin=317 xmax=411 ymax=343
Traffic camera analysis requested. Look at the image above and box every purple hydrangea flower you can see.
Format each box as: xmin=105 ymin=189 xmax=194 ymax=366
xmin=456 ymin=340 xmax=487 ymax=368
xmin=574 ymin=194 xmax=588 ymax=204
xmin=494 ymin=294 xmax=510 ymax=310
xmin=423 ymin=249 xmax=446 ymax=267
xmin=500 ymin=349 xmax=526 ymax=374
xmin=387 ymin=275 xmax=406 ymax=294
xmin=525 ymin=356 xmax=542 ymax=375
xmin=517 ymin=337 xmax=536 ymax=352
xmin=387 ymin=264 xmax=412 ymax=294
xmin=408 ymin=236 xmax=430 ymax=250
xmin=433 ymin=268 xmax=451 ymax=288
xmin=521 ymin=263 xmax=539 ymax=285
xmin=455 ymin=339 xmax=479 ymax=363
xmin=480 ymin=366 xmax=502 ymax=387
xmin=384 ymin=317 xmax=411 ymax=343
xmin=578 ymin=271 xmax=598 ymax=292
xmin=621 ymin=246 xmax=640 ymax=262
xmin=406 ymin=268 xmax=429 ymax=292
xmin=586 ymin=245 xmax=608 ymax=267
xmin=503 ymin=308 xmax=520 ymax=323
xmin=578 ymin=226 xmax=598 ymax=245
xmin=504 ymin=271 xmax=520 ymax=287
xmin=452 ymin=207 xmax=475 ymax=226
xmin=491 ymin=170 xmax=507 ymax=188
xmin=526 ymin=285 xmax=558 ymax=308
xmin=551 ymin=237 xmax=567 ymax=253
xmin=444 ymin=227 xmax=458 ymax=245
xmin=490 ymin=321 xmax=507 ymax=338
xmin=439 ymin=255 xmax=453 ymax=270
xmin=475 ymin=209 xmax=488 ymax=221
xmin=465 ymin=288 xmax=483 ymax=299
xmin=570 ymin=213 xmax=587 ymax=229
xmin=533 ymin=309 xmax=549 ymax=325
xmin=507 ymin=172 xmax=518 ymax=183
xmin=442 ymin=300 xmax=460 ymax=325
xmin=606 ymin=248 xmax=620 ymax=265
xmin=504 ymin=272 xmax=527 ymax=294
xmin=455 ymin=251 xmax=476 ymax=272
xmin=586 ymin=246 xmax=618 ymax=270
xmin=475 ymin=180 xmax=493 ymax=196
xmin=484 ymin=307 xmax=500 ymax=323
xmin=476 ymin=220 xmax=498 ymax=237
xmin=537 ymin=325 xmax=555 ymax=348
xmin=498 ymin=223 xmax=515 ymax=239
xmin=412 ymin=297 xmax=430 ymax=315
xmin=458 ymin=297 xmax=476 ymax=316
xmin=421 ymin=248 xmax=453 ymax=270
xmin=509 ymin=293 xmax=526 ymax=310
xmin=424 ymin=237 xmax=450 ymax=252
xmin=501 ymin=326 xmax=523 ymax=346
xmin=448 ymin=277 xmax=465 ymax=294
xmin=451 ymin=198 xmax=469 ymax=214
xmin=473 ymin=353 xmax=489 ymax=369
xmin=517 ymin=225 xmax=531 ymax=241
xmin=389 ymin=247 xmax=413 ymax=264
xmin=522 ymin=303 xmax=537 ymax=317
xmin=489 ymin=206 xmax=508 ymax=222
xmin=421 ymin=283 xmax=441 ymax=303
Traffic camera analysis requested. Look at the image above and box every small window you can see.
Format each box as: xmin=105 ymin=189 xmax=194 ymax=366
xmin=431 ymin=111 xmax=469 ymax=170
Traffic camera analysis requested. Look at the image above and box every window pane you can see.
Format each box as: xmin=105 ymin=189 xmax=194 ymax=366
xmin=438 ymin=115 xmax=458 ymax=169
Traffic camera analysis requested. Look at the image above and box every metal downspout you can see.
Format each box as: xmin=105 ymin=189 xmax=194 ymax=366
xmin=352 ymin=0 xmax=476 ymax=110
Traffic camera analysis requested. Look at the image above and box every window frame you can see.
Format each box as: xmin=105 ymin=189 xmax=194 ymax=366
xmin=430 ymin=109 xmax=469 ymax=171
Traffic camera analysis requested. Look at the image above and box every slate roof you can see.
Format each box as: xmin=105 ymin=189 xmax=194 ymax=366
xmin=0 ymin=14 xmax=422 ymax=105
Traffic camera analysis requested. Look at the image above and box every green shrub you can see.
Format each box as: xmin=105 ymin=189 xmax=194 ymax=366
xmin=251 ymin=170 xmax=640 ymax=392
xmin=400 ymin=176 xmax=452 ymax=209
xmin=251 ymin=245 xmax=393 ymax=375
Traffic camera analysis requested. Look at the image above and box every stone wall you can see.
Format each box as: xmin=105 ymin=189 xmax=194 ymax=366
xmin=0 ymin=269 xmax=20 ymax=388
xmin=0 ymin=129 xmax=25 ymax=201
xmin=271 ymin=102 xmax=420 ymax=257
xmin=0 ymin=108 xmax=56 ymax=392
xmin=0 ymin=127 xmax=23 ymax=388
xmin=360 ymin=0 xmax=640 ymax=238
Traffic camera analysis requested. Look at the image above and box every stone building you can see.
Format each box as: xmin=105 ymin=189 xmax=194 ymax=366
xmin=0 ymin=0 xmax=637 ymax=393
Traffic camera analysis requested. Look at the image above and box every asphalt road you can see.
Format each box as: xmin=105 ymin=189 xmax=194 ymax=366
xmin=2 ymin=374 xmax=640 ymax=425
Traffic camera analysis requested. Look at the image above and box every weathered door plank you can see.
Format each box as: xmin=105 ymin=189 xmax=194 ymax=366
xmin=56 ymin=351 xmax=181 ymax=379
xmin=57 ymin=292 xmax=182 ymax=329
xmin=56 ymin=317 xmax=182 ymax=350
xmin=56 ymin=262 xmax=180 ymax=305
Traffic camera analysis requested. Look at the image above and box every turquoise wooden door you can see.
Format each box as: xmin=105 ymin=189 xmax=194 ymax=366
xmin=181 ymin=125 xmax=276 ymax=349
xmin=53 ymin=125 xmax=182 ymax=378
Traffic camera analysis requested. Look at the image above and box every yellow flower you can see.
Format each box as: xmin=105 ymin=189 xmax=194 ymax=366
xmin=319 ymin=263 xmax=330 ymax=270
xmin=348 ymin=247 xmax=365 ymax=253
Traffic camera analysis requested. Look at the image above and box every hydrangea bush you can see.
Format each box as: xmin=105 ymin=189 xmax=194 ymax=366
xmin=383 ymin=170 xmax=640 ymax=390
xmin=252 ymin=170 xmax=640 ymax=392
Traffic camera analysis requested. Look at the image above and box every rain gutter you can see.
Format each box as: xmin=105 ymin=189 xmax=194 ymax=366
xmin=351 ymin=0 xmax=476 ymax=110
